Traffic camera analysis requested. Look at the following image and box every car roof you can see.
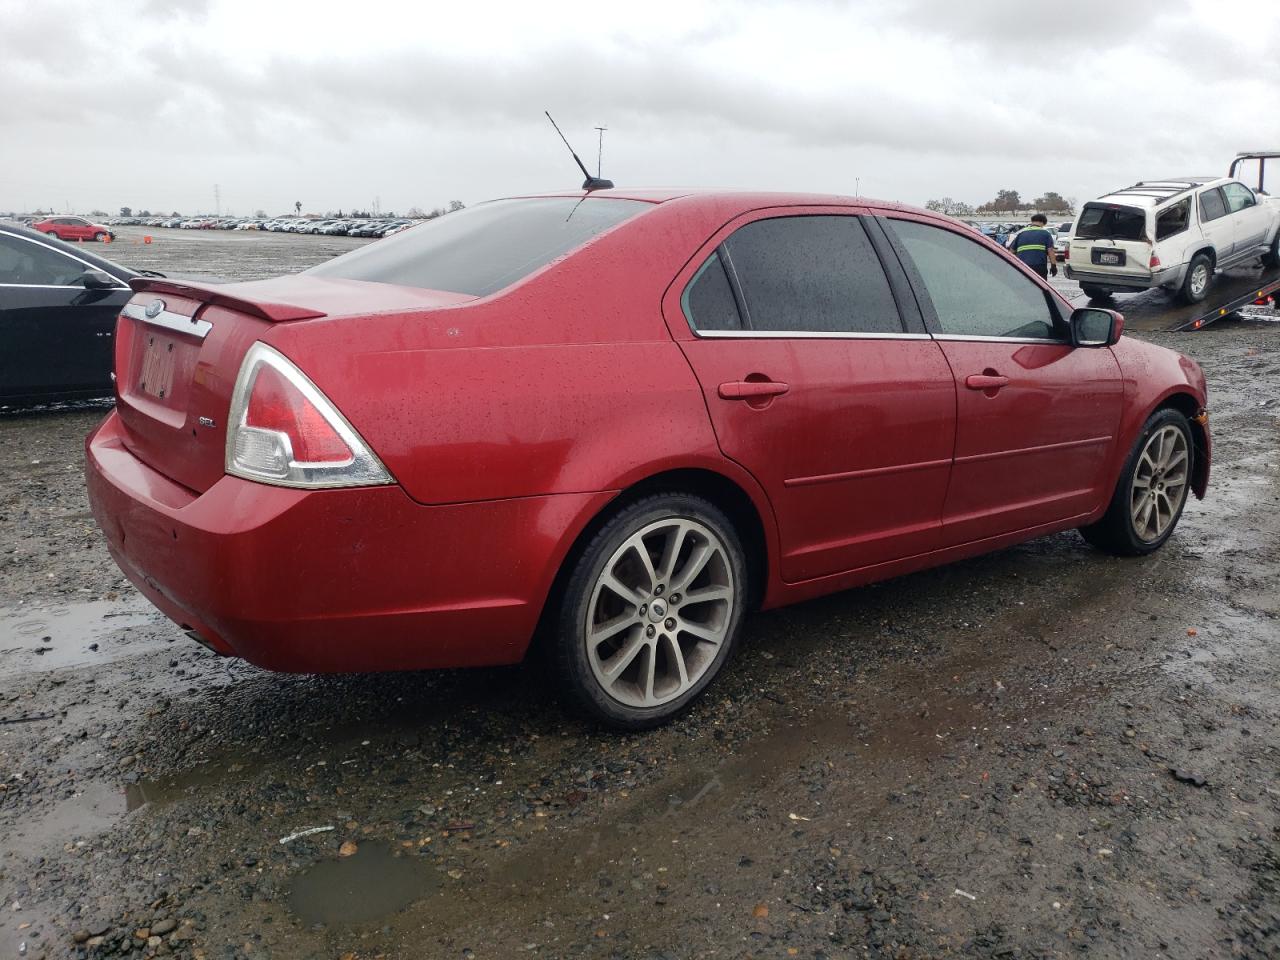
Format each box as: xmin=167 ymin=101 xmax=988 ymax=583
xmin=1 ymin=223 xmax=140 ymax=281
xmin=1093 ymin=176 xmax=1234 ymax=208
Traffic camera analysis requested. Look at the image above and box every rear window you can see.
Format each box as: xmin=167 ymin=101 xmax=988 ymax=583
xmin=1075 ymin=203 xmax=1147 ymax=241
xmin=307 ymin=197 xmax=649 ymax=296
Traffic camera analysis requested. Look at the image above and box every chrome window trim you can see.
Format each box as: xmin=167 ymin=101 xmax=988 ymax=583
xmin=121 ymin=302 xmax=213 ymax=339
xmin=693 ymin=329 xmax=932 ymax=341
xmin=0 ymin=282 xmax=129 ymax=290
xmin=0 ymin=228 xmax=130 ymax=287
xmin=931 ymin=334 xmax=1069 ymax=345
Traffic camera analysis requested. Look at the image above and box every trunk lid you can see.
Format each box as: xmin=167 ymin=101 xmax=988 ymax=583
xmin=1069 ymin=201 xmax=1154 ymax=279
xmin=113 ymin=277 xmax=471 ymax=494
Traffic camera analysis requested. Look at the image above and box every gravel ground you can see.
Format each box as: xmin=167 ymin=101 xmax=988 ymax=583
xmin=1 ymin=229 xmax=1277 ymax=960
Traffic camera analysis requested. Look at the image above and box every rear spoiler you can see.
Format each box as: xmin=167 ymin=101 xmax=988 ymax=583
xmin=127 ymin=277 xmax=327 ymax=322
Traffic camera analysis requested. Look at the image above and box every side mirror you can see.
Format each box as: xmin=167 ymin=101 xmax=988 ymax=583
xmin=79 ymin=269 xmax=119 ymax=290
xmin=1070 ymin=307 xmax=1123 ymax=347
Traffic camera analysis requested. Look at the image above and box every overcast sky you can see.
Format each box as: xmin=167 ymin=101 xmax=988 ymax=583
xmin=2 ymin=0 xmax=1276 ymax=216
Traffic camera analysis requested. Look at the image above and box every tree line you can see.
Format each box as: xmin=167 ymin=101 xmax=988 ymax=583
xmin=925 ymin=190 xmax=1075 ymax=217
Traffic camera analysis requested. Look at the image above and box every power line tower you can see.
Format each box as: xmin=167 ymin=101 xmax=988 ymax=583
xmin=594 ymin=126 xmax=608 ymax=178
xmin=214 ymin=184 xmax=221 ymax=217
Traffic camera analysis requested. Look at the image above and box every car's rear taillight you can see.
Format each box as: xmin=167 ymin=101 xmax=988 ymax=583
xmin=226 ymin=342 xmax=392 ymax=488
xmin=1149 ymin=253 xmax=1161 ymax=269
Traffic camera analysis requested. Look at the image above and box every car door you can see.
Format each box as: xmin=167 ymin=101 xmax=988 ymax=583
xmin=0 ymin=231 xmax=126 ymax=400
xmin=1221 ymin=181 xmax=1268 ymax=256
xmin=879 ymin=214 xmax=1124 ymax=545
xmin=663 ymin=209 xmax=957 ymax=583
xmin=1197 ymin=187 xmax=1235 ymax=261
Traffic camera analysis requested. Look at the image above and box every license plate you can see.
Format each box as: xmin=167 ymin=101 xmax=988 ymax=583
xmin=1092 ymin=248 xmax=1126 ymax=267
xmin=138 ymin=336 xmax=178 ymax=400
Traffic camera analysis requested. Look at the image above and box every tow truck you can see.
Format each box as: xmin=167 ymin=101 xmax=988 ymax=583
xmin=1067 ymin=150 xmax=1280 ymax=332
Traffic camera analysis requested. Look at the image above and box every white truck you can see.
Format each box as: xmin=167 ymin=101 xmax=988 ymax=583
xmin=1066 ymin=156 xmax=1280 ymax=305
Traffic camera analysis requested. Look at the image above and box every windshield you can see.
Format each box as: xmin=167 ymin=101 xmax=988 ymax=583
xmin=307 ymin=197 xmax=650 ymax=296
xmin=1076 ymin=202 xmax=1147 ymax=241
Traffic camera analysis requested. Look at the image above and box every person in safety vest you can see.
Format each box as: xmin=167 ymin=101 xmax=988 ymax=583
xmin=1009 ymin=213 xmax=1058 ymax=279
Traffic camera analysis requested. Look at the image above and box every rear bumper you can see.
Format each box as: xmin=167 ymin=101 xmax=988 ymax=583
xmin=1066 ymin=264 xmax=1184 ymax=289
xmin=85 ymin=411 xmax=613 ymax=672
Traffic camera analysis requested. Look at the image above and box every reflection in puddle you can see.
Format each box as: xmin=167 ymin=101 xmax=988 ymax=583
xmin=0 ymin=599 xmax=165 ymax=676
xmin=287 ymin=844 xmax=438 ymax=926
xmin=124 ymin=760 xmax=258 ymax=812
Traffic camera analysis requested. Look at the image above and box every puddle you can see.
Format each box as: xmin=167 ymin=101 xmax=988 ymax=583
xmin=287 ymin=843 xmax=439 ymax=926
xmin=125 ymin=759 xmax=260 ymax=812
xmin=1 ymin=780 xmax=126 ymax=860
xmin=0 ymin=599 xmax=168 ymax=677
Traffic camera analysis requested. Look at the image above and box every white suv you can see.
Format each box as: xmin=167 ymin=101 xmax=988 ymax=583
xmin=1066 ymin=177 xmax=1280 ymax=303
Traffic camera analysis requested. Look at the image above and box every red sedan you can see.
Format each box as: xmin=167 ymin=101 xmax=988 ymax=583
xmin=32 ymin=216 xmax=114 ymax=242
xmin=86 ymin=190 xmax=1210 ymax=728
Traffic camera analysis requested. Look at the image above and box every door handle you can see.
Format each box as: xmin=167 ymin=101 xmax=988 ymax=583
xmin=965 ymin=374 xmax=1009 ymax=391
xmin=718 ymin=380 xmax=790 ymax=400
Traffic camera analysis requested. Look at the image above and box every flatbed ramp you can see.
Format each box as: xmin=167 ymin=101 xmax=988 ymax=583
xmin=1073 ymin=263 xmax=1280 ymax=332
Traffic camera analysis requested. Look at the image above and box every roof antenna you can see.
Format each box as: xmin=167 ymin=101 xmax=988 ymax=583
xmin=545 ymin=111 xmax=614 ymax=191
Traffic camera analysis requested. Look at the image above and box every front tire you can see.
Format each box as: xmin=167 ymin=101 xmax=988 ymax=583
xmin=553 ymin=493 xmax=748 ymax=730
xmin=1177 ymin=253 xmax=1213 ymax=305
xmin=1079 ymin=409 xmax=1193 ymax=556
xmin=1080 ymin=284 xmax=1112 ymax=301
xmin=93 ymin=232 xmax=105 ymax=242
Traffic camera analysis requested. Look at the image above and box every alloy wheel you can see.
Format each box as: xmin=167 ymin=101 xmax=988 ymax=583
xmin=1190 ymin=263 xmax=1209 ymax=298
xmin=1130 ymin=424 xmax=1189 ymax=542
xmin=585 ymin=518 xmax=735 ymax=708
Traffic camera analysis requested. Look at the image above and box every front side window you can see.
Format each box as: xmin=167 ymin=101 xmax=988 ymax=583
xmin=1156 ymin=199 xmax=1190 ymax=241
xmin=0 ymin=234 xmax=86 ymax=285
xmin=1222 ymin=182 xmax=1257 ymax=213
xmin=306 ymin=197 xmax=649 ymax=297
xmin=885 ymin=218 xmax=1060 ymax=340
xmin=718 ymin=215 xmax=902 ymax=334
xmin=1199 ymin=188 xmax=1228 ymax=222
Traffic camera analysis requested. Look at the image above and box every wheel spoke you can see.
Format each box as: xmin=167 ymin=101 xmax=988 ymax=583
xmin=590 ymin=610 xmax=639 ymax=645
xmin=671 ymin=542 xmax=715 ymax=592
xmin=661 ymin=633 xmax=689 ymax=689
xmin=602 ymin=629 xmax=647 ymax=681
xmin=678 ymin=621 xmax=724 ymax=646
xmin=656 ymin=522 xmax=689 ymax=584
xmin=641 ymin=644 xmax=657 ymax=703
xmin=680 ymin=585 xmax=733 ymax=606
xmin=628 ymin=540 xmax=659 ymax=593
xmin=601 ymin=572 xmax=645 ymax=607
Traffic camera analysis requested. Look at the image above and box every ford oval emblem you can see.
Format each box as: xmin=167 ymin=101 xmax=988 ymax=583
xmin=145 ymin=299 xmax=165 ymax=319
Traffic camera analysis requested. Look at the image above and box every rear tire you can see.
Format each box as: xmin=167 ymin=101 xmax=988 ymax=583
xmin=1262 ymin=232 xmax=1280 ymax=269
xmin=1177 ymin=253 xmax=1213 ymax=305
xmin=553 ymin=493 xmax=748 ymax=730
xmin=1079 ymin=408 xmax=1193 ymax=556
xmin=1080 ymin=284 xmax=1112 ymax=301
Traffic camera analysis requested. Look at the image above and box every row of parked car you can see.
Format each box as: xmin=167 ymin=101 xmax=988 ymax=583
xmin=97 ymin=215 xmax=417 ymax=238
xmin=968 ymin=220 xmax=1073 ymax=258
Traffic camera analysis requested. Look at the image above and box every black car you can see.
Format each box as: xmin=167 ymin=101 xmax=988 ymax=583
xmin=0 ymin=224 xmax=162 ymax=404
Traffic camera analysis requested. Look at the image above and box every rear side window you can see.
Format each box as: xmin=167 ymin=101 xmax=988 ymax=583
xmin=719 ymin=216 xmax=902 ymax=334
xmin=682 ymin=251 xmax=742 ymax=332
xmin=1199 ymin=188 xmax=1228 ymax=222
xmin=1156 ymin=199 xmax=1190 ymax=240
xmin=306 ymin=197 xmax=649 ymax=297
xmin=1075 ymin=203 xmax=1147 ymax=241
xmin=885 ymin=218 xmax=1060 ymax=340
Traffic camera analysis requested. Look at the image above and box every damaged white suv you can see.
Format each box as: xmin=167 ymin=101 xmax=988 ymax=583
xmin=1066 ymin=177 xmax=1280 ymax=303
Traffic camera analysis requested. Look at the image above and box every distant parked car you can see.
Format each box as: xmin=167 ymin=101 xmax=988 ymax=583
xmin=32 ymin=216 xmax=114 ymax=243
xmin=0 ymin=224 xmax=163 ymax=403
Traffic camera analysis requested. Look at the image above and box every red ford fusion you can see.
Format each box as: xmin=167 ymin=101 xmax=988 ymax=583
xmin=86 ymin=190 xmax=1210 ymax=728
